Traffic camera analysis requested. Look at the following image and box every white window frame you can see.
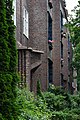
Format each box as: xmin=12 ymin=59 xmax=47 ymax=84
xmin=12 ymin=0 xmax=16 ymax=26
xmin=23 ymin=7 xmax=29 ymax=38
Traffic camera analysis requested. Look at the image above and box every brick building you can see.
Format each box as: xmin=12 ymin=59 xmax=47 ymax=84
xmin=13 ymin=0 xmax=73 ymax=92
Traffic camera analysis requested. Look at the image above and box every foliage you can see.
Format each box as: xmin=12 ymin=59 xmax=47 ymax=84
xmin=0 ymin=0 xmax=80 ymax=119
xmin=37 ymin=80 xmax=44 ymax=99
xmin=0 ymin=0 xmax=19 ymax=119
xmin=0 ymin=0 xmax=10 ymax=71
xmin=6 ymin=0 xmax=17 ymax=72
xmin=15 ymin=85 xmax=80 ymax=120
xmin=1 ymin=76 xmax=80 ymax=120
xmin=67 ymin=0 xmax=80 ymax=90
xmin=16 ymin=87 xmax=51 ymax=120
xmin=44 ymin=85 xmax=80 ymax=120
xmin=0 ymin=72 xmax=19 ymax=119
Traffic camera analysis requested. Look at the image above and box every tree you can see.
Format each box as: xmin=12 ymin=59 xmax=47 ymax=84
xmin=68 ymin=0 xmax=80 ymax=91
xmin=0 ymin=0 xmax=19 ymax=119
xmin=6 ymin=0 xmax=17 ymax=72
xmin=0 ymin=0 xmax=10 ymax=71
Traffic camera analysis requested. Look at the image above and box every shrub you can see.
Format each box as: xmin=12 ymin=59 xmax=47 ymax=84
xmin=16 ymin=87 xmax=51 ymax=120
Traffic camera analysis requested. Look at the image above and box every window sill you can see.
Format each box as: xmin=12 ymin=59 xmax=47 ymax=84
xmin=23 ymin=33 xmax=29 ymax=39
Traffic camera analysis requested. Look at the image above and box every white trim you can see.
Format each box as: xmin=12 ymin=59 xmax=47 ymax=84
xmin=12 ymin=0 xmax=16 ymax=26
xmin=23 ymin=7 xmax=29 ymax=38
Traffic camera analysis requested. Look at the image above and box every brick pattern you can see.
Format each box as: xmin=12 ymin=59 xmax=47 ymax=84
xmin=62 ymin=27 xmax=69 ymax=90
xmin=52 ymin=0 xmax=61 ymax=86
xmin=16 ymin=0 xmax=72 ymax=92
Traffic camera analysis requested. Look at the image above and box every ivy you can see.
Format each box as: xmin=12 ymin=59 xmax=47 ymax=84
xmin=0 ymin=0 xmax=10 ymax=72
xmin=0 ymin=0 xmax=19 ymax=119
xmin=6 ymin=0 xmax=17 ymax=72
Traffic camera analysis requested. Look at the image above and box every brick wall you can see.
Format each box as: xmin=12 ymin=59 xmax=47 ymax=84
xmin=16 ymin=0 xmax=48 ymax=92
xmin=16 ymin=0 xmax=72 ymax=92
xmin=27 ymin=0 xmax=48 ymax=91
xmin=52 ymin=0 xmax=61 ymax=86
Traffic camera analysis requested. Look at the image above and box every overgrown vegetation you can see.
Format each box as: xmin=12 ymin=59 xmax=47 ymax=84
xmin=67 ymin=0 xmax=80 ymax=91
xmin=16 ymin=85 xmax=80 ymax=120
xmin=0 ymin=0 xmax=19 ymax=119
xmin=0 ymin=0 xmax=80 ymax=120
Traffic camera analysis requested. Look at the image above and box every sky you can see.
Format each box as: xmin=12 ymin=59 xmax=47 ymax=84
xmin=65 ymin=0 xmax=78 ymax=14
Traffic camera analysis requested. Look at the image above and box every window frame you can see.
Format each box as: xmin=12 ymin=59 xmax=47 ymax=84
xmin=12 ymin=0 xmax=16 ymax=26
xmin=23 ymin=7 xmax=29 ymax=38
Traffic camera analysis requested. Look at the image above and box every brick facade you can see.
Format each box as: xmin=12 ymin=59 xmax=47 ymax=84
xmin=52 ymin=0 xmax=61 ymax=86
xmin=15 ymin=0 xmax=72 ymax=92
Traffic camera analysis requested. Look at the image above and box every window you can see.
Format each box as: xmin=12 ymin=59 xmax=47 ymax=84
xmin=12 ymin=0 xmax=16 ymax=26
xmin=61 ymin=42 xmax=63 ymax=58
xmin=48 ymin=12 xmax=52 ymax=41
xmin=48 ymin=12 xmax=53 ymax=50
xmin=60 ymin=11 xmax=63 ymax=31
xmin=61 ymin=73 xmax=64 ymax=86
xmin=23 ymin=7 xmax=29 ymax=38
xmin=48 ymin=59 xmax=53 ymax=83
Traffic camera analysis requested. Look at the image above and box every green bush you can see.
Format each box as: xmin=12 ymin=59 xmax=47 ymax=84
xmin=0 ymin=73 xmax=19 ymax=119
xmin=15 ymin=85 xmax=80 ymax=120
xmin=0 ymin=0 xmax=10 ymax=72
xmin=6 ymin=0 xmax=17 ymax=72
xmin=0 ymin=0 xmax=19 ymax=119
xmin=51 ymin=111 xmax=79 ymax=120
xmin=16 ymin=87 xmax=51 ymax=120
xmin=44 ymin=85 xmax=80 ymax=120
